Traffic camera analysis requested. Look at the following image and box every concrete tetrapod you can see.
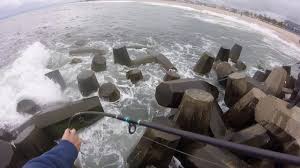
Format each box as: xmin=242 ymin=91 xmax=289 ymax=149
xmin=230 ymin=44 xmax=242 ymax=63
xmin=91 ymin=54 xmax=106 ymax=72
xmin=223 ymin=88 xmax=266 ymax=129
xmin=174 ymin=89 xmax=214 ymax=135
xmin=45 ymin=70 xmax=66 ymax=90
xmin=127 ymin=117 xmax=180 ymax=168
xmin=255 ymin=95 xmax=300 ymax=145
xmin=126 ymin=69 xmax=143 ymax=84
xmin=77 ymin=70 xmax=100 ymax=97
xmin=99 ymin=82 xmax=120 ymax=102
xmin=216 ymin=47 xmax=230 ymax=62
xmin=193 ymin=52 xmax=215 ymax=75
xmin=155 ymin=79 xmax=219 ymax=108
xmin=113 ymin=46 xmax=132 ymax=66
xmin=224 ymin=72 xmax=248 ymax=108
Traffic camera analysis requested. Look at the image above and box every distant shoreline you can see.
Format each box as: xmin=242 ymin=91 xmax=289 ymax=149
xmin=141 ymin=0 xmax=300 ymax=49
xmin=3 ymin=0 xmax=300 ymax=49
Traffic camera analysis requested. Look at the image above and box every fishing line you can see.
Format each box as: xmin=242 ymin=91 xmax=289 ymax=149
xmin=68 ymin=111 xmax=300 ymax=166
xmin=141 ymin=136 xmax=225 ymax=168
xmin=71 ymin=113 xmax=225 ymax=167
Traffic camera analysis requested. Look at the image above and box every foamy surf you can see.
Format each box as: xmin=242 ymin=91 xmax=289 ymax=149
xmin=0 ymin=42 xmax=66 ymax=130
xmin=142 ymin=1 xmax=277 ymax=35
xmin=0 ymin=1 xmax=300 ymax=167
xmin=82 ymin=0 xmax=136 ymax=4
xmin=142 ymin=1 xmax=198 ymax=12
xmin=140 ymin=1 xmax=300 ymax=59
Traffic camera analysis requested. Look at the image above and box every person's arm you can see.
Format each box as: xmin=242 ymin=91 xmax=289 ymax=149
xmin=23 ymin=129 xmax=81 ymax=168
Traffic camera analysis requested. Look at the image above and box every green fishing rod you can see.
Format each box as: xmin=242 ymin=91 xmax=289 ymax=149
xmin=68 ymin=111 xmax=300 ymax=166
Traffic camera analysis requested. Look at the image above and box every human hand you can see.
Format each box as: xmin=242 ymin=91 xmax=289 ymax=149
xmin=62 ymin=128 xmax=81 ymax=151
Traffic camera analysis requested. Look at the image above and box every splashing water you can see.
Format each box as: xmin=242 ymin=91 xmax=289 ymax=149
xmin=1 ymin=1 xmax=300 ymax=167
xmin=0 ymin=42 xmax=66 ymax=130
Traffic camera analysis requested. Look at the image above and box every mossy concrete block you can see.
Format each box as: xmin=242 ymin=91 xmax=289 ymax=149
xmin=226 ymin=124 xmax=270 ymax=148
xmin=163 ymin=70 xmax=180 ymax=81
xmin=126 ymin=69 xmax=143 ymax=84
xmin=17 ymin=99 xmax=41 ymax=115
xmin=70 ymin=58 xmax=82 ymax=64
xmin=9 ymin=125 xmax=55 ymax=167
xmin=174 ymin=89 xmax=214 ymax=134
xmin=99 ymin=82 xmax=120 ymax=102
xmin=91 ymin=54 xmax=106 ymax=72
xmin=264 ymin=67 xmax=287 ymax=97
xmin=77 ymin=70 xmax=100 ymax=96
xmin=113 ymin=46 xmax=132 ymax=66
xmin=69 ymin=48 xmax=106 ymax=56
xmin=255 ymin=95 xmax=300 ymax=145
xmin=193 ymin=52 xmax=215 ymax=75
xmin=181 ymin=144 xmax=251 ymax=168
xmin=210 ymin=101 xmax=227 ymax=138
xmin=224 ymin=88 xmax=266 ymax=129
xmin=230 ymin=44 xmax=242 ymax=63
xmin=45 ymin=70 xmax=67 ymax=90
xmin=155 ymin=79 xmax=219 ymax=108
xmin=147 ymin=49 xmax=177 ymax=71
xmin=15 ymin=97 xmax=104 ymax=140
xmin=127 ymin=117 xmax=180 ymax=168
xmin=216 ymin=47 xmax=230 ymax=62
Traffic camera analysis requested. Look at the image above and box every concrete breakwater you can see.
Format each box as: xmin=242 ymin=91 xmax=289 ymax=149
xmin=1 ymin=44 xmax=300 ymax=168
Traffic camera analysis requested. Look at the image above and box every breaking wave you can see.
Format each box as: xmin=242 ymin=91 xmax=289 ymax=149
xmin=1 ymin=1 xmax=300 ymax=167
xmin=142 ymin=1 xmax=278 ymax=37
xmin=0 ymin=42 xmax=66 ymax=130
xmin=141 ymin=1 xmax=300 ymax=61
xmin=82 ymin=0 xmax=136 ymax=4
xmin=142 ymin=1 xmax=198 ymax=12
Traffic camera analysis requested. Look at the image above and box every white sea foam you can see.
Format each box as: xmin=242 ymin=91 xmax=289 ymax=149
xmin=141 ymin=1 xmax=300 ymax=58
xmin=82 ymin=0 xmax=135 ymax=4
xmin=262 ymin=36 xmax=300 ymax=61
xmin=188 ymin=11 xmax=280 ymax=39
xmin=142 ymin=1 xmax=198 ymax=12
xmin=0 ymin=2 xmax=299 ymax=166
xmin=142 ymin=2 xmax=275 ymax=36
xmin=193 ymin=14 xmax=299 ymax=60
xmin=51 ymin=39 xmax=166 ymax=167
xmin=79 ymin=0 xmax=300 ymax=60
xmin=0 ymin=42 xmax=66 ymax=129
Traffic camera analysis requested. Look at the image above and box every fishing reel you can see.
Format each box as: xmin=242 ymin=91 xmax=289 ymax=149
xmin=128 ymin=123 xmax=137 ymax=134
xmin=68 ymin=111 xmax=138 ymax=135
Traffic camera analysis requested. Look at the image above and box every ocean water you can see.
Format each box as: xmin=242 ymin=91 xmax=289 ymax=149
xmin=0 ymin=1 xmax=300 ymax=167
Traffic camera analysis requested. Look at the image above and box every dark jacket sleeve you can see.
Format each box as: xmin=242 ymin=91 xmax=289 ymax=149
xmin=23 ymin=140 xmax=78 ymax=168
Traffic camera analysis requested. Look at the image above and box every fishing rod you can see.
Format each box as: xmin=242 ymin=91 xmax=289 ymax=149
xmin=68 ymin=111 xmax=300 ymax=166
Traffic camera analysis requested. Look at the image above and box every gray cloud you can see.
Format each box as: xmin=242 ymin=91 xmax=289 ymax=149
xmin=0 ymin=0 xmax=74 ymax=19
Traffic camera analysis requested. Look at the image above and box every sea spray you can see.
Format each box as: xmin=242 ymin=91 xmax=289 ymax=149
xmin=0 ymin=42 xmax=65 ymax=129
xmin=0 ymin=1 xmax=299 ymax=166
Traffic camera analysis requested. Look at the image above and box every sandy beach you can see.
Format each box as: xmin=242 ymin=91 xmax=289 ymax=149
xmin=142 ymin=0 xmax=300 ymax=49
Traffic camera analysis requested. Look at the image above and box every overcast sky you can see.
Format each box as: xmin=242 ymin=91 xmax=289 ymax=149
xmin=0 ymin=0 xmax=73 ymax=19
xmin=0 ymin=0 xmax=299 ymax=24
